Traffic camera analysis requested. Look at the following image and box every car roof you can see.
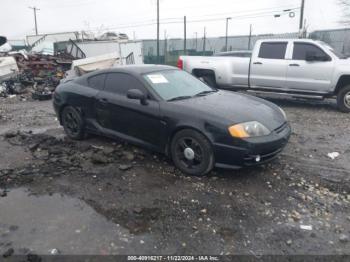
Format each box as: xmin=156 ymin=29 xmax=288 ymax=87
xmin=73 ymin=64 xmax=178 ymax=85
xmin=256 ymin=39 xmax=317 ymax=43
xmin=98 ymin=64 xmax=176 ymax=75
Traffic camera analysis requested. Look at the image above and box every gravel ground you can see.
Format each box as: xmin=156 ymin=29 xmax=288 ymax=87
xmin=0 ymin=95 xmax=349 ymax=257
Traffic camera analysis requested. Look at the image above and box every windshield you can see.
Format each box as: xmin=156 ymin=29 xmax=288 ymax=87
xmin=317 ymin=41 xmax=348 ymax=59
xmin=143 ymin=70 xmax=216 ymax=101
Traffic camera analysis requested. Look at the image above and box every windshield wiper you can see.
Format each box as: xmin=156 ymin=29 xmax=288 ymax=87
xmin=167 ymin=96 xmax=193 ymax=102
xmin=194 ymin=90 xmax=218 ymax=97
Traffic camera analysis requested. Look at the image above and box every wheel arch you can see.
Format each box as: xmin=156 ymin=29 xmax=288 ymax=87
xmin=192 ymin=69 xmax=216 ymax=79
xmin=335 ymin=75 xmax=350 ymax=94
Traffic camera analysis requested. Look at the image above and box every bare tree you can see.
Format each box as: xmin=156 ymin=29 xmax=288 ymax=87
xmin=339 ymin=0 xmax=350 ymax=25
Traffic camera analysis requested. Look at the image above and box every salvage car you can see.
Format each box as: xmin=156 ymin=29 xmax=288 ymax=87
xmin=53 ymin=65 xmax=291 ymax=176
xmin=179 ymin=39 xmax=350 ymax=112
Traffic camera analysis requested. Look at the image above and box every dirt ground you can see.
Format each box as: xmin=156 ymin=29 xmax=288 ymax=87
xmin=0 ymin=95 xmax=349 ymax=257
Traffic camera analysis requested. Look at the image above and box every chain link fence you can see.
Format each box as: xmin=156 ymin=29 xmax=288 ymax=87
xmin=143 ymin=28 xmax=350 ymax=65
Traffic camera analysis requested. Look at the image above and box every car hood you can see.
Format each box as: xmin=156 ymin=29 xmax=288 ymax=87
xmin=170 ymin=90 xmax=285 ymax=131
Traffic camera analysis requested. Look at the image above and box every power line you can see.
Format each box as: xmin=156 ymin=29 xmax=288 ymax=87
xmin=53 ymin=5 xmax=298 ymax=33
xmin=182 ymin=5 xmax=300 ymax=19
xmin=82 ymin=8 xmax=300 ymax=33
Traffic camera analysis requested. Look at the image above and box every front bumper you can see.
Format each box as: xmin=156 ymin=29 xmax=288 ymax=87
xmin=213 ymin=122 xmax=291 ymax=169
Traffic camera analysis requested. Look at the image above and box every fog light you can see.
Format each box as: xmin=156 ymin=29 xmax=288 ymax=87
xmin=255 ymin=155 xmax=261 ymax=162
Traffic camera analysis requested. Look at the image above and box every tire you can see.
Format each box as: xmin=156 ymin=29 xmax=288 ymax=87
xmin=61 ymin=106 xmax=85 ymax=140
xmin=201 ymin=75 xmax=217 ymax=88
xmin=337 ymin=85 xmax=350 ymax=113
xmin=170 ymin=129 xmax=214 ymax=176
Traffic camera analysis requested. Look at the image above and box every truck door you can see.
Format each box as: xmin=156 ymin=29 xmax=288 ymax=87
xmin=286 ymin=42 xmax=334 ymax=92
xmin=250 ymin=41 xmax=288 ymax=89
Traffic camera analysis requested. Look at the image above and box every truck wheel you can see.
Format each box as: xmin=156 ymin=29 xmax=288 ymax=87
xmin=201 ymin=75 xmax=217 ymax=88
xmin=337 ymin=85 xmax=350 ymax=113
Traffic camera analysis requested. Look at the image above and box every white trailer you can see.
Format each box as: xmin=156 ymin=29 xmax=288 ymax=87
xmin=74 ymin=40 xmax=143 ymax=65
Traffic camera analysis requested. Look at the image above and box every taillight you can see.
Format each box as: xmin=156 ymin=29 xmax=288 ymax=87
xmin=177 ymin=58 xmax=183 ymax=70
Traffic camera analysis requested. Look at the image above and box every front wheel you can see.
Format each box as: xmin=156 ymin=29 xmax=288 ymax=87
xmin=171 ymin=129 xmax=214 ymax=176
xmin=61 ymin=106 xmax=85 ymax=140
xmin=337 ymin=85 xmax=350 ymax=113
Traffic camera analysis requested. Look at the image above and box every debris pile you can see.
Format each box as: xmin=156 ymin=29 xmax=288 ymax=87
xmin=0 ymin=52 xmax=72 ymax=100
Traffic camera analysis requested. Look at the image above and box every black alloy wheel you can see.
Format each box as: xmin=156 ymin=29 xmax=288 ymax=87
xmin=61 ymin=106 xmax=85 ymax=140
xmin=171 ymin=129 xmax=214 ymax=176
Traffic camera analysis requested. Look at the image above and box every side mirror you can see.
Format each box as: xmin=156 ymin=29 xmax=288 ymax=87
xmin=127 ymin=89 xmax=148 ymax=105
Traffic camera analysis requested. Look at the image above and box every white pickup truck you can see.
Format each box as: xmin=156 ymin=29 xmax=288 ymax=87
xmin=178 ymin=39 xmax=350 ymax=112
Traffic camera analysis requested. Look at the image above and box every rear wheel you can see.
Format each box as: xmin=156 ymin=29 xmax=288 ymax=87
xmin=61 ymin=106 xmax=85 ymax=140
xmin=171 ymin=129 xmax=214 ymax=176
xmin=337 ymin=85 xmax=350 ymax=113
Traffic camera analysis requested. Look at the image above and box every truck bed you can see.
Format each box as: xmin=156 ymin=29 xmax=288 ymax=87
xmin=181 ymin=56 xmax=250 ymax=88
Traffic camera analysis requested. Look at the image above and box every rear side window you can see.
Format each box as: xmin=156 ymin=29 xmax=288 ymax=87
xmin=88 ymin=74 xmax=106 ymax=90
xmin=258 ymin=42 xmax=287 ymax=59
xmin=105 ymin=73 xmax=147 ymax=95
xmin=293 ymin=43 xmax=330 ymax=60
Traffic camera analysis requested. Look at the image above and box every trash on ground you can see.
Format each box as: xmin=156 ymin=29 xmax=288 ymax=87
xmin=300 ymin=225 xmax=313 ymax=231
xmin=327 ymin=152 xmax=340 ymax=160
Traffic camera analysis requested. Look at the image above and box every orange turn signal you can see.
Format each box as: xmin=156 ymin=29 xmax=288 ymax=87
xmin=228 ymin=124 xmax=249 ymax=138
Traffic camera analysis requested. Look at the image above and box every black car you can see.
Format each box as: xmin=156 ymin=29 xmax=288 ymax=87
xmin=53 ymin=65 xmax=291 ymax=176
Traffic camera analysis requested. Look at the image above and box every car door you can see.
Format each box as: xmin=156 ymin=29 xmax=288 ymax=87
xmin=89 ymin=73 xmax=110 ymax=128
xmin=286 ymin=42 xmax=335 ymax=92
xmin=250 ymin=41 xmax=289 ymax=89
xmin=96 ymin=72 xmax=162 ymax=147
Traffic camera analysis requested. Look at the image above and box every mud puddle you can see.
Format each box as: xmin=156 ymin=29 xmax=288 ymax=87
xmin=0 ymin=188 xmax=156 ymax=255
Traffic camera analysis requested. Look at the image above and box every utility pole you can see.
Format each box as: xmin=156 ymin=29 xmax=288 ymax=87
xmin=225 ymin=17 xmax=231 ymax=52
xmin=203 ymin=27 xmax=206 ymax=55
xmin=184 ymin=16 xmax=187 ymax=55
xmin=194 ymin=32 xmax=198 ymax=51
xmin=299 ymin=0 xmax=305 ymax=31
xmin=29 ymin=6 xmax=40 ymax=35
xmin=248 ymin=24 xmax=252 ymax=50
xmin=156 ymin=0 xmax=160 ymax=64
xmin=164 ymin=30 xmax=167 ymax=63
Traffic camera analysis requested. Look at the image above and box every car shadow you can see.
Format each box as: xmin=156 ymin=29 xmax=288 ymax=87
xmin=230 ymin=90 xmax=339 ymax=112
xmin=263 ymin=97 xmax=339 ymax=112
xmin=211 ymin=165 xmax=266 ymax=180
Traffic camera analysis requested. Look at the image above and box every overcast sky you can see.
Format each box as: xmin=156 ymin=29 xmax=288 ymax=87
xmin=0 ymin=0 xmax=344 ymax=40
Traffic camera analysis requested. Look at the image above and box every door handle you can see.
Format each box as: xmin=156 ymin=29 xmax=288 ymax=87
xmin=289 ymin=63 xmax=300 ymax=67
xmin=253 ymin=62 xmax=263 ymax=65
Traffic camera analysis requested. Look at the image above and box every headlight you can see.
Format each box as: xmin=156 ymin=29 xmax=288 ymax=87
xmin=278 ymin=107 xmax=287 ymax=120
xmin=228 ymin=121 xmax=271 ymax=138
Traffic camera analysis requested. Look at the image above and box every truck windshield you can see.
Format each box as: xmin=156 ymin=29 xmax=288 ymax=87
xmin=143 ymin=70 xmax=216 ymax=101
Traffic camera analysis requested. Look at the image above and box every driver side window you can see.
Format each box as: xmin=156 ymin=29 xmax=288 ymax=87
xmin=105 ymin=73 xmax=148 ymax=96
xmin=293 ymin=43 xmax=330 ymax=61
